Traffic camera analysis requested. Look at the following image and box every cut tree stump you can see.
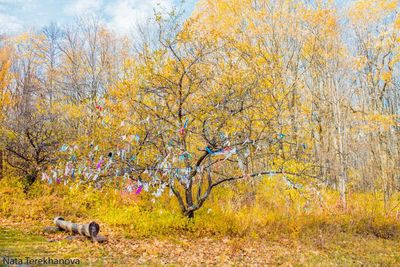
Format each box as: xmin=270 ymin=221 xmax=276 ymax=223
xmin=43 ymin=217 xmax=107 ymax=243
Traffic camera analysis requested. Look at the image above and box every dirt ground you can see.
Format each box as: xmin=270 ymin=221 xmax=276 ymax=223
xmin=1 ymin=219 xmax=399 ymax=266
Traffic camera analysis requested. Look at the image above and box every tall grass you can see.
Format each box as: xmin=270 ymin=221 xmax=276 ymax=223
xmin=0 ymin=176 xmax=399 ymax=240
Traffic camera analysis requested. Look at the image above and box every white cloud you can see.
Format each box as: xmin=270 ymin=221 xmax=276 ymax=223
xmin=0 ymin=0 xmax=31 ymax=5
xmin=64 ymin=0 xmax=103 ymax=16
xmin=0 ymin=13 xmax=23 ymax=34
xmin=0 ymin=0 xmax=35 ymax=11
xmin=0 ymin=0 xmax=36 ymax=34
xmin=105 ymin=0 xmax=173 ymax=35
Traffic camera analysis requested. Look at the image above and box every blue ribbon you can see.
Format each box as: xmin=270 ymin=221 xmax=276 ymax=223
xmin=206 ymin=147 xmax=223 ymax=155
xmin=206 ymin=147 xmax=213 ymax=154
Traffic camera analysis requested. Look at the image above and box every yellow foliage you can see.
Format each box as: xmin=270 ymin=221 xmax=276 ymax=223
xmin=381 ymin=71 xmax=392 ymax=82
xmin=1 ymin=176 xmax=399 ymax=239
xmin=349 ymin=0 xmax=399 ymax=25
xmin=0 ymin=42 xmax=12 ymax=121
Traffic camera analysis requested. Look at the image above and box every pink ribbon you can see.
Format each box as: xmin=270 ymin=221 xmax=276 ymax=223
xmin=135 ymin=185 xmax=143 ymax=195
xmin=96 ymin=159 xmax=104 ymax=169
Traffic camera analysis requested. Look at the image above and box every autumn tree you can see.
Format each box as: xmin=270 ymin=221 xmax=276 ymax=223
xmin=84 ymin=5 xmax=316 ymax=218
xmin=0 ymin=35 xmax=12 ymax=180
xmin=348 ymin=0 xmax=400 ymax=209
xmin=0 ymin=32 xmax=67 ymax=189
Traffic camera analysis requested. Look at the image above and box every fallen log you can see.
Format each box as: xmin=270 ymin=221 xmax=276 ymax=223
xmin=47 ymin=217 xmax=107 ymax=242
xmin=43 ymin=226 xmax=62 ymax=234
xmin=54 ymin=217 xmax=99 ymax=239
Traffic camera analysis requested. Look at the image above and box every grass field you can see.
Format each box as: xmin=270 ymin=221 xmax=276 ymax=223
xmin=1 ymin=178 xmax=400 ymax=266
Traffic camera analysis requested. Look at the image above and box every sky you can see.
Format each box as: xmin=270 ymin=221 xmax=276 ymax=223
xmin=0 ymin=0 xmax=197 ymax=35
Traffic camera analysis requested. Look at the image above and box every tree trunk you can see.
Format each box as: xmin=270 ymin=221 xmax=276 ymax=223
xmin=185 ymin=210 xmax=194 ymax=219
xmin=0 ymin=150 xmax=3 ymax=180
xmin=331 ymin=75 xmax=348 ymax=210
xmin=23 ymin=173 xmax=37 ymax=193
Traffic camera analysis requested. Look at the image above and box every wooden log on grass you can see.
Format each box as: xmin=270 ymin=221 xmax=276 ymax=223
xmin=54 ymin=217 xmax=99 ymax=238
xmin=52 ymin=217 xmax=107 ymax=242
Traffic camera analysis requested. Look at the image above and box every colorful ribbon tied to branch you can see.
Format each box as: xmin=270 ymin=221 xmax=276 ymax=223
xmin=205 ymin=147 xmax=214 ymax=154
xmin=135 ymin=185 xmax=143 ymax=195
xmin=179 ymin=151 xmax=192 ymax=161
xmin=206 ymin=146 xmax=232 ymax=155
xmin=179 ymin=118 xmax=189 ymax=135
xmin=96 ymin=159 xmax=104 ymax=170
